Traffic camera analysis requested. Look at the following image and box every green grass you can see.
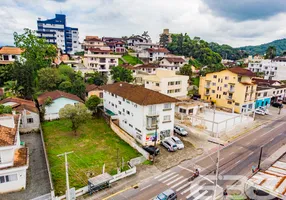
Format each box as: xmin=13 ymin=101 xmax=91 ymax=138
xmin=118 ymin=58 xmax=124 ymax=65
xmin=122 ymin=54 xmax=143 ymax=65
xmin=42 ymin=118 xmax=140 ymax=196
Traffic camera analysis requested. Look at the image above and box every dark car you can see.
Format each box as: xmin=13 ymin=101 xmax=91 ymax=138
xmin=143 ymin=145 xmax=160 ymax=156
xmin=272 ymin=102 xmax=283 ymax=108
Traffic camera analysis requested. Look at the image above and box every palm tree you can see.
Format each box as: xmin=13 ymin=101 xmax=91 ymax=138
xmin=4 ymin=80 xmax=24 ymax=97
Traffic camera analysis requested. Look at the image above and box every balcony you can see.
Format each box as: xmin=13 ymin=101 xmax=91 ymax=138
xmin=205 ymin=84 xmax=211 ymax=89
xmin=228 ymin=88 xmax=235 ymax=93
xmin=226 ymin=96 xmax=233 ymax=100
xmin=146 ymin=124 xmax=158 ymax=131
xmin=146 ymin=112 xmax=159 ymax=117
xmin=99 ymin=59 xmax=106 ymax=63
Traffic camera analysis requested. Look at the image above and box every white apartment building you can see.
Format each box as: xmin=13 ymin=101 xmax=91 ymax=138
xmin=138 ymin=48 xmax=169 ymax=63
xmin=0 ymin=114 xmax=29 ymax=193
xmin=102 ymin=82 xmax=179 ymax=146
xmin=83 ymin=48 xmax=121 ymax=83
xmin=144 ymin=69 xmax=189 ymax=99
xmin=248 ymin=57 xmax=286 ymax=80
xmin=159 ymin=56 xmax=188 ymax=72
xmin=0 ymin=47 xmax=23 ymax=65
xmin=127 ymin=35 xmax=150 ymax=49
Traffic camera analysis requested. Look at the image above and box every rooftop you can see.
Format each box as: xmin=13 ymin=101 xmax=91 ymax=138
xmin=136 ymin=63 xmax=160 ymax=69
xmin=228 ymin=67 xmax=255 ymax=77
xmin=164 ymin=57 xmax=186 ymax=63
xmin=84 ymin=36 xmax=102 ymax=42
xmin=85 ymin=84 xmax=102 ymax=92
xmin=0 ymin=46 xmax=23 ymax=55
xmin=88 ymin=48 xmax=112 ymax=54
xmin=0 ymin=114 xmax=19 ymax=147
xmin=252 ymin=78 xmax=281 ymax=86
xmin=101 ymin=82 xmax=179 ymax=106
xmin=146 ymin=48 xmax=169 ymax=53
xmin=37 ymin=90 xmax=83 ymax=105
xmin=0 ymin=97 xmax=38 ymax=113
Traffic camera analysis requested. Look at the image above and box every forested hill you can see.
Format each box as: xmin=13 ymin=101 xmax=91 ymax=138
xmin=238 ymin=38 xmax=286 ymax=56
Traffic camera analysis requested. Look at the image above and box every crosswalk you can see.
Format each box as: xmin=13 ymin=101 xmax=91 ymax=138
xmin=153 ymin=169 xmax=216 ymax=200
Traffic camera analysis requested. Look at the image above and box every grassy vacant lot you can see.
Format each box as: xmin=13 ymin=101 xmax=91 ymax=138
xmin=42 ymin=118 xmax=140 ymax=195
xmin=122 ymin=54 xmax=143 ymax=65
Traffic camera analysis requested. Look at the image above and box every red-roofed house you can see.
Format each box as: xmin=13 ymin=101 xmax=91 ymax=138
xmin=0 ymin=46 xmax=23 ymax=65
xmin=85 ymin=84 xmax=103 ymax=99
xmin=0 ymin=98 xmax=40 ymax=132
xmin=0 ymin=114 xmax=29 ymax=193
xmin=37 ymin=90 xmax=84 ymax=120
xmin=159 ymin=56 xmax=188 ymax=72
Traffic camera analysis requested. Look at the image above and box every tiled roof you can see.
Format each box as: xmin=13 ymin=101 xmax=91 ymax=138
xmin=0 ymin=114 xmax=19 ymax=147
xmin=240 ymin=82 xmax=254 ymax=85
xmin=0 ymin=88 xmax=3 ymax=96
xmin=0 ymin=97 xmax=38 ymax=113
xmin=228 ymin=67 xmax=255 ymax=77
xmin=37 ymin=90 xmax=83 ymax=105
xmin=84 ymin=36 xmax=102 ymax=42
xmin=0 ymin=46 xmax=23 ymax=55
xmin=137 ymin=63 xmax=160 ymax=69
xmin=13 ymin=147 xmax=28 ymax=167
xmin=101 ymin=82 xmax=179 ymax=106
xmin=86 ymin=84 xmax=102 ymax=92
xmin=88 ymin=48 xmax=112 ymax=53
xmin=165 ymin=57 xmax=185 ymax=63
xmin=272 ymin=56 xmax=286 ymax=62
xmin=146 ymin=48 xmax=169 ymax=53
xmin=252 ymin=78 xmax=281 ymax=85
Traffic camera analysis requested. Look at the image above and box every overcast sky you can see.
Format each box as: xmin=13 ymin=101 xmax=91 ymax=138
xmin=1 ymin=0 xmax=286 ymax=47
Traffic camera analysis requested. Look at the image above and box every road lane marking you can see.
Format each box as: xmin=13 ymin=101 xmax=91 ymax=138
xmin=220 ymin=157 xmax=225 ymax=161
xmin=171 ymin=178 xmax=188 ymax=188
xmin=193 ymin=190 xmax=208 ymax=200
xmin=140 ymin=184 xmax=152 ymax=191
xmin=186 ymin=183 xmax=206 ymax=198
xmin=181 ymin=183 xmax=198 ymax=194
xmin=154 ymin=170 xmax=172 ymax=179
xmin=166 ymin=176 xmax=183 ymax=185
xmin=229 ymin=152 xmax=234 ymax=155
xmin=205 ymin=196 xmax=213 ymax=200
xmin=176 ymin=182 xmax=191 ymax=192
xmin=162 ymin=174 xmax=179 ymax=183
xmin=248 ymin=152 xmax=254 ymax=156
xmin=269 ymin=138 xmax=274 ymax=142
xmin=178 ymin=165 xmax=194 ymax=172
xmin=235 ymin=160 xmax=241 ymax=165
xmin=157 ymin=172 xmax=175 ymax=181
xmin=102 ymin=184 xmax=138 ymax=200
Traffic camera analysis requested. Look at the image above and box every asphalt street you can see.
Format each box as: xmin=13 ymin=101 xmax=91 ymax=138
xmin=103 ymin=115 xmax=286 ymax=200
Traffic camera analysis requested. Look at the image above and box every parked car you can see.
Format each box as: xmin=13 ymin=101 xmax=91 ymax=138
xmin=257 ymin=106 xmax=269 ymax=115
xmin=161 ymin=138 xmax=178 ymax=152
xmin=255 ymin=109 xmax=265 ymax=115
xmin=154 ymin=189 xmax=177 ymax=200
xmin=170 ymin=136 xmax=184 ymax=150
xmin=174 ymin=125 xmax=188 ymax=136
xmin=272 ymin=102 xmax=283 ymax=108
xmin=143 ymin=145 xmax=160 ymax=156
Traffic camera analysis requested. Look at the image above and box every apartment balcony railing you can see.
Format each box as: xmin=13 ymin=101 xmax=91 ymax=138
xmin=146 ymin=125 xmax=158 ymax=131
xmin=228 ymin=88 xmax=235 ymax=93
xmin=205 ymin=85 xmax=211 ymax=89
xmin=146 ymin=112 xmax=159 ymax=117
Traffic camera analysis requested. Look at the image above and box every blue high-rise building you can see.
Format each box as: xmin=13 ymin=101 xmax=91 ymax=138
xmin=37 ymin=14 xmax=80 ymax=54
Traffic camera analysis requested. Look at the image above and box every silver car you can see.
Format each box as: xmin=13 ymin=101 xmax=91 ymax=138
xmin=174 ymin=125 xmax=188 ymax=136
xmin=161 ymin=138 xmax=178 ymax=152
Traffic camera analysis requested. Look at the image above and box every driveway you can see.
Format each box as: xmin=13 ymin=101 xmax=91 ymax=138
xmin=1 ymin=132 xmax=51 ymax=200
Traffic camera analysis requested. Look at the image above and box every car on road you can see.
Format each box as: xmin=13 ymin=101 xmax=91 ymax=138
xmin=272 ymin=102 xmax=283 ymax=108
xmin=255 ymin=109 xmax=265 ymax=115
xmin=174 ymin=125 xmax=188 ymax=136
xmin=257 ymin=106 xmax=269 ymax=115
xmin=170 ymin=136 xmax=184 ymax=150
xmin=143 ymin=145 xmax=160 ymax=156
xmin=161 ymin=138 xmax=178 ymax=152
xmin=154 ymin=189 xmax=177 ymax=200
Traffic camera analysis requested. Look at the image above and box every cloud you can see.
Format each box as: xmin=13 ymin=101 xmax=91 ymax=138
xmin=49 ymin=0 xmax=68 ymax=2
xmin=202 ymin=0 xmax=286 ymax=21
xmin=0 ymin=0 xmax=286 ymax=48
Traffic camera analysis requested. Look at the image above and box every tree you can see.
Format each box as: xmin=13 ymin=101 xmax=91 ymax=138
xmin=265 ymin=46 xmax=276 ymax=59
xmin=110 ymin=66 xmax=134 ymax=83
xmin=38 ymin=68 xmax=61 ymax=91
xmin=85 ymin=96 xmax=101 ymax=114
xmin=179 ymin=65 xmax=193 ymax=80
xmin=4 ymin=80 xmax=24 ymax=97
xmin=86 ymin=72 xmax=108 ymax=86
xmin=59 ymin=104 xmax=91 ymax=135
xmin=0 ymin=105 xmax=12 ymax=114
xmin=58 ymin=65 xmax=75 ymax=81
xmin=14 ymin=28 xmax=57 ymax=70
xmin=71 ymin=76 xmax=86 ymax=100
xmin=74 ymin=51 xmax=84 ymax=56
xmin=0 ymin=64 xmax=14 ymax=86
xmin=59 ymin=81 xmax=72 ymax=93
xmin=159 ymin=33 xmax=169 ymax=47
xmin=12 ymin=62 xmax=34 ymax=99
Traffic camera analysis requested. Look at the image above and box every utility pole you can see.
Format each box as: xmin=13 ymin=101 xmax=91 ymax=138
xmin=58 ymin=151 xmax=73 ymax=200
xmin=257 ymin=146 xmax=263 ymax=170
xmin=153 ymin=123 xmax=158 ymax=164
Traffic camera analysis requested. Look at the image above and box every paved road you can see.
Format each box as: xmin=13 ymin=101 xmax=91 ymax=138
xmin=104 ymin=115 xmax=286 ymax=200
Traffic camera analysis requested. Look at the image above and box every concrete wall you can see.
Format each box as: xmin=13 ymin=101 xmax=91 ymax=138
xmin=20 ymin=110 xmax=40 ymax=132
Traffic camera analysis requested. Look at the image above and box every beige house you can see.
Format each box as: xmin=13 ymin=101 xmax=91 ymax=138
xmin=143 ymin=69 xmax=189 ymax=99
xmin=85 ymin=84 xmax=103 ymax=99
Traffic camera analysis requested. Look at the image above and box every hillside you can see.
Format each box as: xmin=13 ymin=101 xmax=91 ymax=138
xmin=238 ymin=38 xmax=286 ymax=56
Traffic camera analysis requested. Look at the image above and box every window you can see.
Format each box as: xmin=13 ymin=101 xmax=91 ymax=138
xmin=135 ymin=128 xmax=141 ymax=133
xmin=235 ymin=103 xmax=240 ymax=106
xmin=164 ymin=103 xmax=171 ymax=110
xmin=175 ymin=89 xmax=180 ymax=93
xmin=146 ymin=81 xmax=149 ymax=84
xmin=217 ymin=86 xmax=219 ymax=90
xmin=212 ymin=90 xmax=215 ymax=93
xmin=223 ymin=92 xmax=227 ymax=95
xmin=0 ymin=174 xmax=17 ymax=184
xmin=163 ymin=115 xmax=171 ymax=122
xmin=127 ymin=111 xmax=130 ymax=115
xmin=175 ymin=81 xmax=181 ymax=85
xmin=12 ymin=55 xmax=16 ymax=59
xmin=118 ymin=111 xmax=122 ymax=115
xmin=168 ymin=82 xmax=174 ymax=86
xmin=27 ymin=118 xmax=33 ymax=124
xmin=212 ymin=82 xmax=216 ymax=86
xmin=129 ymin=124 xmax=133 ymax=128
xmin=227 ymin=101 xmax=232 ymax=105
xmin=224 ymin=84 xmax=228 ymax=88
xmin=225 ymin=76 xmax=229 ymax=80
xmin=179 ymin=108 xmax=186 ymax=113
xmin=156 ymin=83 xmax=160 ymax=86
xmin=213 ymin=75 xmax=217 ymax=78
